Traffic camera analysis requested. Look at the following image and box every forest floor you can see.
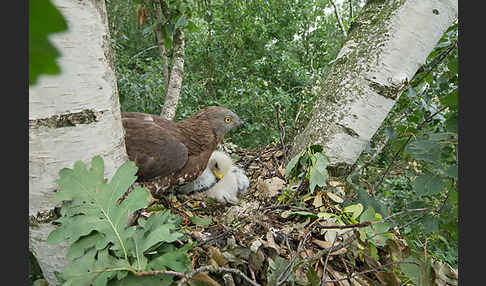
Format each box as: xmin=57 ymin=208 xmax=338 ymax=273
xmin=138 ymin=142 xmax=458 ymax=286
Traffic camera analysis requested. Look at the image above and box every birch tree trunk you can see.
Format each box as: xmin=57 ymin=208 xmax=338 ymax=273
xmin=160 ymin=28 xmax=185 ymax=120
xmin=291 ymin=0 xmax=458 ymax=174
xmin=29 ymin=0 xmax=128 ymax=284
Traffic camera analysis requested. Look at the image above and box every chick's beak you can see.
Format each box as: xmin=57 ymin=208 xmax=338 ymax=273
xmin=213 ymin=169 xmax=224 ymax=182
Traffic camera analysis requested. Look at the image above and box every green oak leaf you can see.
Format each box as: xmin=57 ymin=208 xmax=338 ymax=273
xmin=47 ymin=156 xmax=150 ymax=258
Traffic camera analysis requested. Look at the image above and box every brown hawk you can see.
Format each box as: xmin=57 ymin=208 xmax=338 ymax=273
xmin=122 ymin=106 xmax=243 ymax=198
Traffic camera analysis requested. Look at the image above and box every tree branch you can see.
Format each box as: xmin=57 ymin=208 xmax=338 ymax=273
xmin=275 ymin=102 xmax=288 ymax=163
xmin=324 ymin=261 xmax=420 ymax=283
xmin=276 ymin=227 xmax=314 ymax=286
xmin=176 ymin=265 xmax=260 ymax=286
xmin=321 ymin=232 xmax=338 ymax=286
xmin=160 ymin=28 xmax=185 ymax=120
xmin=329 ymin=0 xmax=347 ymax=38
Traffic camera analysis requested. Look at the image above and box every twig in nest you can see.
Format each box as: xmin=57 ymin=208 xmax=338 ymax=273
xmin=318 ymin=221 xmax=372 ymax=230
xmin=274 ymin=102 xmax=288 ymax=163
xmin=340 ymin=256 xmax=353 ymax=284
xmin=301 ymin=229 xmax=357 ymax=271
xmin=276 ymin=227 xmax=314 ymax=286
xmin=196 ymin=224 xmax=241 ymax=247
xmin=321 ymin=232 xmax=338 ymax=286
xmin=176 ymin=265 xmax=260 ymax=286
xmin=241 ymin=146 xmax=280 ymax=169
xmin=324 ymin=261 xmax=420 ymax=283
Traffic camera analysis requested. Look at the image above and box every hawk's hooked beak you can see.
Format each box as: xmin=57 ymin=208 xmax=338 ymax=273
xmin=213 ymin=169 xmax=224 ymax=182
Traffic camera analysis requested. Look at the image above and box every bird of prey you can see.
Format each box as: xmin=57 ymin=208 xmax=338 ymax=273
xmin=178 ymin=150 xmax=250 ymax=203
xmin=122 ymin=106 xmax=243 ymax=198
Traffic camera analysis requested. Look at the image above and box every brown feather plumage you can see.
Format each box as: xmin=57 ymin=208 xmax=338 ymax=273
xmin=122 ymin=106 xmax=243 ymax=197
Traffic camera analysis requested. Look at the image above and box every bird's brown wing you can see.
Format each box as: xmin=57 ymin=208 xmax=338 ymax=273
xmin=122 ymin=117 xmax=188 ymax=180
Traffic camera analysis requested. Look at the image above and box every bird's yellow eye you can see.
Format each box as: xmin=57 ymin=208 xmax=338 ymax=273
xmin=224 ymin=116 xmax=232 ymax=123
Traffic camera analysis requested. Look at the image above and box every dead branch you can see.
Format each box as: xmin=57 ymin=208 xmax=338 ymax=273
xmin=176 ymin=265 xmax=260 ymax=286
xmin=329 ymin=0 xmax=347 ymax=38
xmin=276 ymin=227 xmax=314 ymax=286
xmin=324 ymin=261 xmax=420 ymax=283
xmin=318 ymin=221 xmax=372 ymax=229
xmin=274 ymin=102 xmax=288 ymax=163
xmin=151 ymin=0 xmax=170 ymax=95
xmin=321 ymin=232 xmax=338 ymax=286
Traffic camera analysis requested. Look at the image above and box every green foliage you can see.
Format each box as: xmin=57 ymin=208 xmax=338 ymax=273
xmin=400 ymin=256 xmax=422 ymax=285
xmin=350 ymin=21 xmax=459 ymax=271
xmin=105 ymin=1 xmax=459 ymax=282
xmin=106 ymin=0 xmax=349 ymax=148
xmin=358 ymin=206 xmax=392 ymax=247
xmin=284 ymin=144 xmax=329 ymax=193
xmin=29 ymin=0 xmax=68 ymax=86
xmin=47 ymin=156 xmax=191 ymax=285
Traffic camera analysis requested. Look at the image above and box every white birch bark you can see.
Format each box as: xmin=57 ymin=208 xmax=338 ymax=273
xmin=29 ymin=0 xmax=128 ymax=284
xmin=291 ymin=0 xmax=458 ymax=172
xmin=160 ymin=28 xmax=185 ymax=120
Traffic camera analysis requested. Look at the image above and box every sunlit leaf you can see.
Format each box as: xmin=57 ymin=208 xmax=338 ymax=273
xmin=326 ymin=192 xmax=343 ymax=203
xmin=284 ymin=150 xmax=303 ymax=178
xmin=343 ymin=203 xmax=363 ymax=219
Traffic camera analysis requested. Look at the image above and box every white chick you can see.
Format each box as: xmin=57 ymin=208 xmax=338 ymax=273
xmin=177 ymin=151 xmax=249 ymax=204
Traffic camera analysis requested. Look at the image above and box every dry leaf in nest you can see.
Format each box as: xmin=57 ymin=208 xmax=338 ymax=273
xmin=386 ymin=237 xmax=410 ymax=260
xmin=264 ymin=231 xmax=281 ymax=254
xmin=313 ymin=193 xmax=324 ymax=208
xmin=192 ymin=273 xmax=222 ymax=286
xmin=274 ymin=149 xmax=285 ymax=158
xmin=278 ymin=166 xmax=286 ymax=176
xmin=300 ymin=248 xmax=315 ymax=259
xmin=431 ymin=259 xmax=458 ymax=286
xmin=249 ymin=248 xmax=266 ymax=273
xmin=329 ymin=179 xmax=346 ymax=192
xmin=326 ymin=191 xmax=344 ymax=203
xmin=323 ymin=264 xmax=351 ymax=286
xmin=208 ymin=246 xmax=228 ymax=267
xmin=260 ymin=177 xmax=285 ymax=198
xmin=375 ymin=271 xmax=402 ymax=286
xmin=312 ymin=239 xmax=347 ymax=255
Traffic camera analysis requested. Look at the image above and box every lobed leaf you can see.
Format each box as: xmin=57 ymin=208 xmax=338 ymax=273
xmin=48 ymin=157 xmax=150 ymax=258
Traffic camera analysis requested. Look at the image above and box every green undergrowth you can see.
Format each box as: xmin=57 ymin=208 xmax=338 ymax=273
xmin=281 ymin=144 xmax=457 ymax=285
xmin=47 ymin=156 xmax=191 ymax=285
